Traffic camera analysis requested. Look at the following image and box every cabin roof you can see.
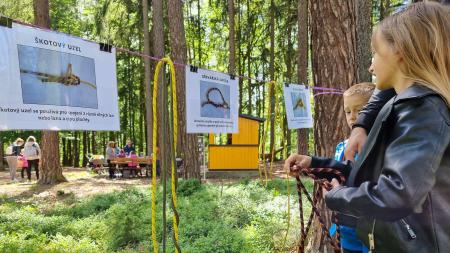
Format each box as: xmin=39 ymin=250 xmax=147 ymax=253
xmin=239 ymin=114 xmax=265 ymax=122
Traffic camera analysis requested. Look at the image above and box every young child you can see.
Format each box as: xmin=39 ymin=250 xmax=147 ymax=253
xmin=331 ymin=83 xmax=375 ymax=253
xmin=17 ymin=154 xmax=29 ymax=182
xmin=128 ymin=151 xmax=138 ymax=177
xmin=286 ymin=2 xmax=450 ymax=252
xmin=288 ymin=83 xmax=375 ymax=253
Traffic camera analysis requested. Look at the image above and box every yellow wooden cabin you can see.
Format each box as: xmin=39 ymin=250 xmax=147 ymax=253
xmin=208 ymin=114 xmax=264 ymax=170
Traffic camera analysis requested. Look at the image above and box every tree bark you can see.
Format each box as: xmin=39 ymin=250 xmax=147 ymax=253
xmin=34 ymin=0 xmax=66 ymax=184
xmin=142 ymin=0 xmax=153 ymax=156
xmin=269 ymin=0 xmax=276 ymax=158
xmin=168 ymin=0 xmax=200 ymax=179
xmin=297 ymin=0 xmax=309 ymax=155
xmin=82 ymin=131 xmax=88 ymax=167
xmin=355 ymin=0 xmax=372 ymax=83
xmin=0 ymin=140 xmax=4 ymax=171
xmin=309 ymin=0 xmax=358 ymax=251
xmin=91 ymin=131 xmax=97 ymax=154
xmin=228 ymin=0 xmax=236 ymax=75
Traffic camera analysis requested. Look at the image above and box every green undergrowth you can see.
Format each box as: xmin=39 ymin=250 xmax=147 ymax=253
xmin=0 ymin=178 xmax=313 ymax=253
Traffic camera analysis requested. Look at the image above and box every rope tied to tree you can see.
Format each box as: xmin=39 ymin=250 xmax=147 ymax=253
xmin=293 ymin=167 xmax=346 ymax=253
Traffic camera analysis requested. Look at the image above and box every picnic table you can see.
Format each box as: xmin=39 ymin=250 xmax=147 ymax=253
xmin=111 ymin=157 xmax=155 ymax=178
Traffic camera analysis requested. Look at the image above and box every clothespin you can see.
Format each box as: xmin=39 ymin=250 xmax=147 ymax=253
xmin=99 ymin=43 xmax=112 ymax=53
xmin=189 ymin=65 xmax=198 ymax=73
xmin=0 ymin=16 xmax=13 ymax=28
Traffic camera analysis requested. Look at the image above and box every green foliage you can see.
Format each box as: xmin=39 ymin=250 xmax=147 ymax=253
xmin=176 ymin=178 xmax=202 ymax=197
xmin=0 ymin=180 xmax=311 ymax=252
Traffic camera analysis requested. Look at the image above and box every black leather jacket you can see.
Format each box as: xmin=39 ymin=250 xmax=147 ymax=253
xmin=325 ymin=85 xmax=450 ymax=253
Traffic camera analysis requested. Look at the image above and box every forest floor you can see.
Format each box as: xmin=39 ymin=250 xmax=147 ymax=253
xmin=0 ymin=161 xmax=285 ymax=201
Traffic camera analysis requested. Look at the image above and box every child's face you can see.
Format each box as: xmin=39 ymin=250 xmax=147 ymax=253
xmin=343 ymin=94 xmax=368 ymax=129
xmin=369 ymin=31 xmax=402 ymax=90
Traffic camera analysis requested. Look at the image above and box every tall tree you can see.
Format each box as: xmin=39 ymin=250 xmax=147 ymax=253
xmin=228 ymin=0 xmax=236 ymax=76
xmin=34 ymin=0 xmax=66 ymax=184
xmin=269 ymin=0 xmax=276 ymax=158
xmin=142 ymin=0 xmax=153 ymax=156
xmin=356 ymin=0 xmax=372 ymax=83
xmin=309 ymin=0 xmax=358 ymax=251
xmin=297 ymin=0 xmax=309 ymax=155
xmin=168 ymin=0 xmax=200 ymax=179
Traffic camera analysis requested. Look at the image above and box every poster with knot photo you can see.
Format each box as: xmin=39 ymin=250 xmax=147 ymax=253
xmin=0 ymin=22 xmax=120 ymax=131
xmin=185 ymin=66 xmax=239 ymax=133
xmin=283 ymin=84 xmax=313 ymax=129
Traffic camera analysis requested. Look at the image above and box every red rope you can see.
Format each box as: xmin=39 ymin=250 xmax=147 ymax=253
xmin=294 ymin=167 xmax=346 ymax=253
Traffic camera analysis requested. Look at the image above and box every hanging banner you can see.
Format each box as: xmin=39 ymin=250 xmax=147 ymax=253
xmin=185 ymin=66 xmax=239 ymax=133
xmin=0 ymin=22 xmax=120 ymax=131
xmin=283 ymin=84 xmax=313 ymax=129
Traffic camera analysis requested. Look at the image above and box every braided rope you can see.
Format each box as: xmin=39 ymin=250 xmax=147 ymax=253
xmin=294 ymin=167 xmax=346 ymax=253
xmin=152 ymin=57 xmax=181 ymax=253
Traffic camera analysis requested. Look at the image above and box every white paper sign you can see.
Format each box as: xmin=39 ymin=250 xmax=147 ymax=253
xmin=185 ymin=66 xmax=239 ymax=133
xmin=283 ymin=84 xmax=313 ymax=129
xmin=0 ymin=23 xmax=120 ymax=131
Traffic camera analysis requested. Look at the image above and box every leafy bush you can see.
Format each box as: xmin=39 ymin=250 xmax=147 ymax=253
xmin=176 ymin=179 xmax=202 ymax=197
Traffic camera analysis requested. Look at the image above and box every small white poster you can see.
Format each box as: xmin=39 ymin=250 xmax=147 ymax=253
xmin=0 ymin=22 xmax=120 ymax=131
xmin=283 ymin=84 xmax=313 ymax=129
xmin=185 ymin=66 xmax=239 ymax=133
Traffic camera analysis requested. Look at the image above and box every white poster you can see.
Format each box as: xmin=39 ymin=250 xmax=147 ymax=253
xmin=0 ymin=23 xmax=120 ymax=131
xmin=185 ymin=66 xmax=239 ymax=133
xmin=283 ymin=84 xmax=313 ymax=129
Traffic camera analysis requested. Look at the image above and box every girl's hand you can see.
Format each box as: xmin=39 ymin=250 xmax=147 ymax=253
xmin=283 ymin=154 xmax=312 ymax=177
xmin=345 ymin=127 xmax=367 ymax=161
xmin=322 ymin=178 xmax=341 ymax=196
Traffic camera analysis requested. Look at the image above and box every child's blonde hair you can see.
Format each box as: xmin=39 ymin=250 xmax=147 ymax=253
xmin=343 ymin=82 xmax=375 ymax=101
xmin=375 ymin=2 xmax=450 ymax=105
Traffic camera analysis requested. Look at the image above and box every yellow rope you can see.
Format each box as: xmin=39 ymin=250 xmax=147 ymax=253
xmin=259 ymin=81 xmax=279 ymax=186
xmin=152 ymin=57 xmax=180 ymax=253
xmin=269 ymin=85 xmax=278 ymax=179
xmin=152 ymin=60 xmax=163 ymax=253
xmin=166 ymin=58 xmax=180 ymax=253
xmin=282 ymin=171 xmax=291 ymax=249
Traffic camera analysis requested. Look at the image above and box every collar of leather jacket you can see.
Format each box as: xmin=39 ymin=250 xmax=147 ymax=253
xmin=393 ymin=83 xmax=441 ymax=104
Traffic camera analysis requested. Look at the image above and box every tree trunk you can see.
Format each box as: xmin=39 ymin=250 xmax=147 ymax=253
xmin=91 ymin=131 xmax=97 ymax=154
xmin=143 ymin=0 xmax=153 ymax=156
xmin=168 ymin=0 xmax=200 ymax=179
xmin=237 ymin=0 xmax=243 ymax=114
xmin=73 ymin=132 xmax=80 ymax=168
xmin=269 ymin=0 xmax=276 ymax=158
xmin=309 ymin=0 xmax=358 ymax=251
xmin=34 ymin=0 xmax=66 ymax=184
xmin=297 ymin=0 xmax=309 ymax=155
xmin=228 ymin=0 xmax=236 ymax=75
xmin=0 ymin=140 xmax=4 ymax=171
xmin=82 ymin=131 xmax=88 ymax=167
xmin=355 ymin=0 xmax=372 ymax=83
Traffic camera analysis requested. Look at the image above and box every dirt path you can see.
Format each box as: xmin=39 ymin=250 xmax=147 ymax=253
xmin=0 ymin=167 xmax=151 ymax=200
xmin=0 ymin=161 xmax=286 ymax=201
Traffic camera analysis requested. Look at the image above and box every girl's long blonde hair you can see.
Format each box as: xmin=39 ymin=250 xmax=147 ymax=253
xmin=377 ymin=2 xmax=450 ymax=105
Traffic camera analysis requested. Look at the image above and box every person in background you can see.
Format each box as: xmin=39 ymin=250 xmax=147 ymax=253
xmin=17 ymin=153 xmax=29 ymax=181
xmin=106 ymin=141 xmax=116 ymax=179
xmin=114 ymin=142 xmax=120 ymax=155
xmin=128 ymin=151 xmax=139 ymax=177
xmin=23 ymin=136 xmax=41 ymax=181
xmin=6 ymin=138 xmax=24 ymax=182
xmin=117 ymin=149 xmax=126 ymax=158
xmin=123 ymin=139 xmax=135 ymax=156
